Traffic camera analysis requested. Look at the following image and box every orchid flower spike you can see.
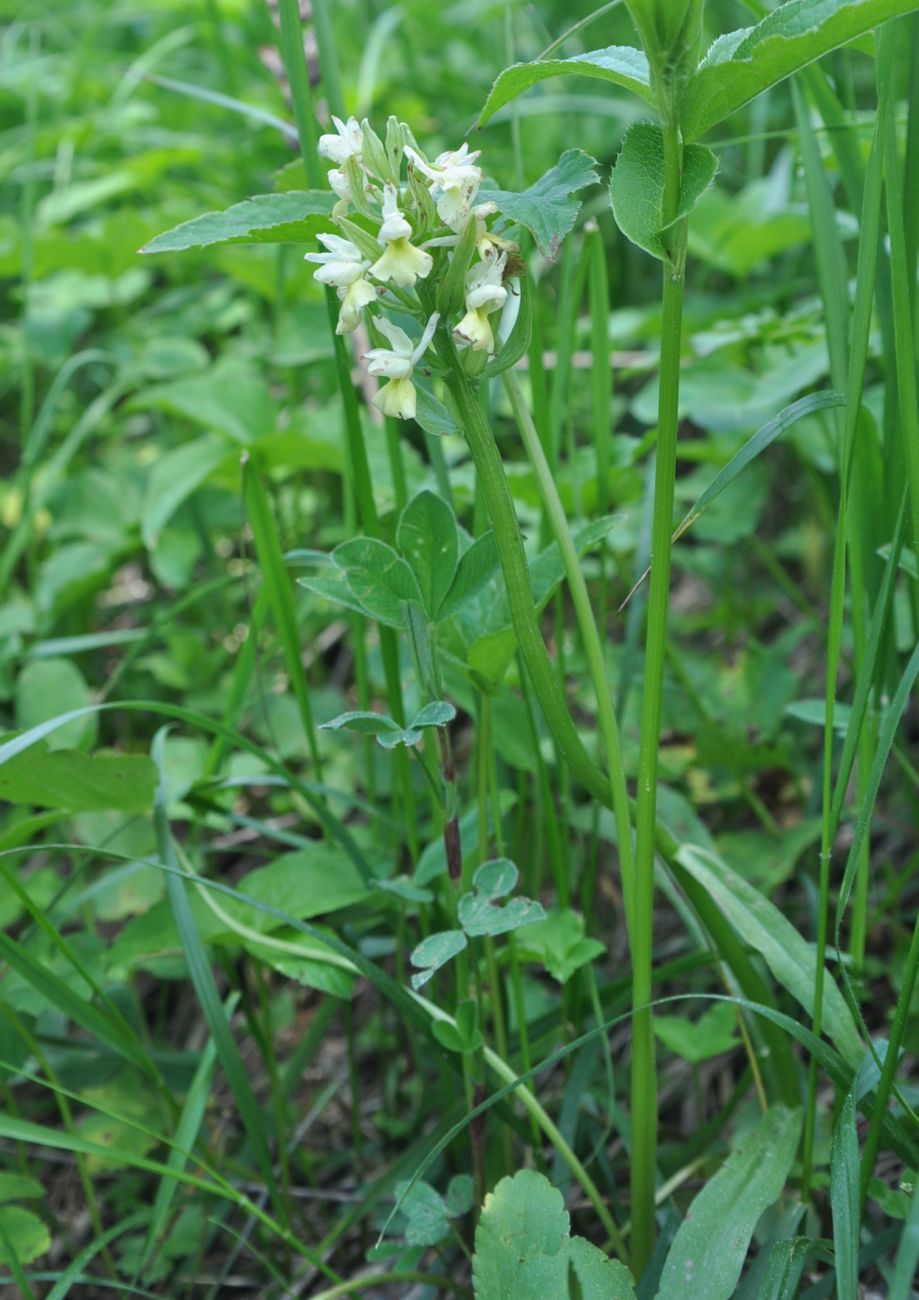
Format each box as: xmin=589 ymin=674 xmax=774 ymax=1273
xmin=370 ymin=184 xmax=433 ymax=288
xmin=304 ymin=234 xmax=376 ymax=335
xmin=454 ymin=253 xmax=508 ymax=354
xmin=364 ymin=312 xmax=440 ymax=419
xmin=318 ymin=115 xmax=364 ymax=166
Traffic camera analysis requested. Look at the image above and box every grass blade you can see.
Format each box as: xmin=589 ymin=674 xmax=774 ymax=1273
xmin=830 ymin=1093 xmax=860 ymax=1300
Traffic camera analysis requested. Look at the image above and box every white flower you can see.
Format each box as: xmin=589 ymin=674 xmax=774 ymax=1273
xmin=370 ymin=184 xmax=433 ymax=288
xmin=304 ymin=233 xmax=367 ymax=287
xmin=406 ymin=143 xmax=483 ymax=230
xmin=318 ymin=115 xmax=363 ymax=166
xmin=364 ymin=313 xmax=440 ymax=420
xmin=454 ymin=254 xmax=508 ymax=354
xmin=305 ymin=234 xmax=375 ymax=334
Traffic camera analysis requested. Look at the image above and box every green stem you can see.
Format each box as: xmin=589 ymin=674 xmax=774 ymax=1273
xmin=503 ymin=368 xmax=634 ymax=930
xmin=630 ymin=113 xmax=687 ymax=1273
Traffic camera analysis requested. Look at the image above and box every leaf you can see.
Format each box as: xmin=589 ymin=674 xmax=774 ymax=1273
xmin=397 ymin=490 xmax=459 ymax=621
xmin=410 ymin=930 xmax=467 ymax=990
xmin=439 ymin=531 xmax=501 ymax=621
xmin=458 ymin=858 xmax=546 ymax=938
xmin=831 ymin=1093 xmax=860 ymax=1300
xmin=320 ymin=710 xmax=404 ymax=738
xmin=514 ymin=908 xmax=605 ymax=984
xmin=654 ymin=1003 xmax=740 ymax=1064
xmin=413 ymin=382 xmax=461 ymax=437
xmin=0 ymin=1206 xmax=50 ymax=1267
xmin=410 ymin=700 xmax=456 ymax=729
xmin=676 ymin=845 xmax=863 ymax=1066
xmin=609 ymin=122 xmax=717 ymax=264
xmin=655 ymin=1107 xmax=801 ymax=1300
xmin=484 ymin=275 xmax=533 ymax=379
xmin=890 ymin=1171 xmax=919 ymax=1300
xmin=140 ymin=190 xmax=335 ymax=253
xmin=479 ymin=150 xmax=600 ymax=259
xmin=477 ymin=46 xmax=653 ymax=128
xmin=432 ymin=998 xmax=484 ymax=1053
xmin=682 ymin=0 xmax=919 ymax=143
xmin=142 ymin=435 xmax=231 ymax=548
xmin=395 ymin=1180 xmax=451 ymax=1247
xmin=332 ymin=537 xmax=422 ymax=626
xmin=759 ymin=1238 xmax=812 ymax=1300
xmin=0 ymin=746 xmax=156 ymax=813
xmin=473 ymin=1170 xmax=635 ymax=1300
xmin=446 ymin=1174 xmax=475 ymax=1218
xmin=14 ymin=658 xmax=94 ymax=751
xmin=0 ymin=1174 xmax=43 ymax=1204
xmin=785 ymin=698 xmax=852 ymax=732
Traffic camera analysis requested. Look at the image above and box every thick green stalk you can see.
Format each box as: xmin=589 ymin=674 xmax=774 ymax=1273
xmin=504 ymin=368 xmax=635 ymax=929
xmin=629 ymin=113 xmax=687 ymax=1273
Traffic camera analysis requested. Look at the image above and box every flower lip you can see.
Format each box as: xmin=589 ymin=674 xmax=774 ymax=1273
xmin=378 ymin=184 xmax=413 ymax=243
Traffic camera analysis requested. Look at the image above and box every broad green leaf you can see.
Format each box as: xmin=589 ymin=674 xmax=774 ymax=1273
xmin=733 ymin=1205 xmax=807 ymax=1300
xmin=676 ymin=845 xmax=863 ymax=1065
xmin=473 ymin=1170 xmax=635 ymax=1300
xmin=0 ymin=1205 xmax=50 ymax=1267
xmin=785 ymin=698 xmax=852 ymax=732
xmin=609 ymin=122 xmax=717 ymax=263
xmin=474 ymin=1169 xmax=570 ymax=1298
xmin=682 ymin=0 xmax=919 ymax=142
xmin=235 ymin=847 xmax=371 ymax=920
xmin=458 ymin=859 xmax=545 ymax=938
xmin=397 ymin=490 xmax=459 ymax=620
xmin=141 ymin=435 xmax=231 ymax=547
xmin=298 ymin=567 xmax=396 ymax=626
xmin=130 ymin=361 xmax=275 ymax=445
xmin=439 ymin=531 xmax=501 ymax=621
xmin=831 ymin=1093 xmax=859 ymax=1300
xmin=14 ymin=658 xmax=94 ymax=751
xmin=654 ymin=1003 xmax=740 ymax=1064
xmin=0 ymin=1174 xmax=43 ymax=1204
xmin=624 ymin=0 xmax=703 ymax=86
xmin=410 ymin=929 xmax=467 ymax=989
xmin=569 ymin=1236 xmax=637 ymax=1299
xmin=656 ymin=1106 xmax=801 ymax=1300
xmin=140 ymin=190 xmax=335 ymax=253
xmin=477 ymin=47 xmax=653 ymax=128
xmin=514 ymin=908 xmax=605 ymax=984
xmin=479 ymin=150 xmax=600 ymax=258
xmin=332 ymin=537 xmax=422 ymax=626
xmin=0 ymin=746 xmax=156 ymax=813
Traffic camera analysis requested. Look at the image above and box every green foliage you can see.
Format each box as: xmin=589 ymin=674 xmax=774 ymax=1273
xmin=472 ymin=1170 xmax=636 ymax=1299
xmin=656 ymin=1107 xmax=802 ymax=1299
xmin=142 ymin=191 xmax=335 ymax=253
xmin=479 ymin=151 xmax=600 ymax=258
xmin=609 ymin=123 xmax=717 ymax=265
xmin=477 ymin=48 xmax=653 ymax=128
xmin=0 ymin=746 xmax=156 ymax=812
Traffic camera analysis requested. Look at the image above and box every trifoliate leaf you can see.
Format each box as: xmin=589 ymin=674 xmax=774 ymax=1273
xmin=458 ymin=859 xmax=545 ymax=937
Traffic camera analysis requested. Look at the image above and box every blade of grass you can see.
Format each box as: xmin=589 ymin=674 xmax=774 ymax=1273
xmin=830 ymin=1093 xmax=860 ymax=1300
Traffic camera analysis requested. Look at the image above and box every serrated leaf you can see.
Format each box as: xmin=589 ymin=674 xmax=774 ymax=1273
xmin=610 ymin=122 xmax=717 ymax=263
xmin=141 ymin=191 xmax=335 ymax=253
xmin=410 ymin=930 xmax=467 ymax=989
xmin=569 ymin=1236 xmax=637 ymax=1299
xmin=479 ymin=150 xmax=600 ymax=259
xmin=477 ymin=47 xmax=653 ymax=128
xmin=656 ymin=1107 xmax=801 ymax=1300
xmin=0 ymin=746 xmax=156 ymax=813
xmin=398 ymin=491 xmax=459 ymax=620
xmin=675 ymin=844 xmax=863 ymax=1065
xmin=682 ymin=0 xmax=919 ymax=143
